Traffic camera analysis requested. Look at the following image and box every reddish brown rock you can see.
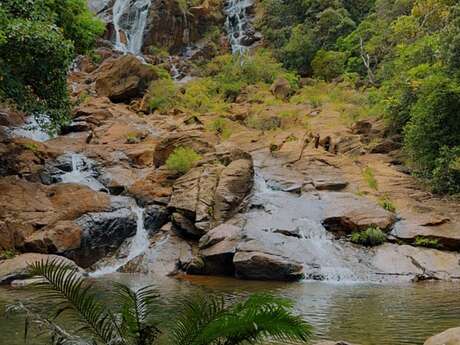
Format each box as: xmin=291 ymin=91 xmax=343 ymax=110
xmin=424 ymin=327 xmax=460 ymax=345
xmin=95 ymin=55 xmax=158 ymax=102
xmin=23 ymin=221 xmax=82 ymax=254
xmin=270 ymin=77 xmax=293 ymax=100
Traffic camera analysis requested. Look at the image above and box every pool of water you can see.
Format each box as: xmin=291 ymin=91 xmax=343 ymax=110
xmin=1 ymin=275 xmax=459 ymax=345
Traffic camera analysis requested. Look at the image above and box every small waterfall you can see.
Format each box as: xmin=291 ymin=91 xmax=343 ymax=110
xmin=112 ymin=0 xmax=152 ymax=54
xmin=11 ymin=115 xmax=52 ymax=142
xmin=224 ymin=0 xmax=254 ymax=54
xmin=59 ymin=154 xmax=107 ymax=192
xmin=91 ymin=206 xmax=150 ymax=276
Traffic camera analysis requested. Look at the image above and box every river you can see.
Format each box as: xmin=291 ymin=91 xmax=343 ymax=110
xmin=1 ymin=274 xmax=460 ymax=345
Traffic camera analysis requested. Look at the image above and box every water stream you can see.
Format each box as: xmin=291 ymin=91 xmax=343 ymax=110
xmin=90 ymin=206 xmax=150 ymax=276
xmin=112 ymin=0 xmax=153 ymax=54
xmin=224 ymin=0 xmax=255 ymax=54
xmin=10 ymin=115 xmax=52 ymax=142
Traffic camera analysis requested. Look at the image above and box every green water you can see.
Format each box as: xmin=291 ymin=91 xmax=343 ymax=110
xmin=1 ymin=274 xmax=460 ymax=345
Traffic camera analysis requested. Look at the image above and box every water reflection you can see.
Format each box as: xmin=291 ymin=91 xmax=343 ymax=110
xmin=1 ymin=275 xmax=460 ymax=345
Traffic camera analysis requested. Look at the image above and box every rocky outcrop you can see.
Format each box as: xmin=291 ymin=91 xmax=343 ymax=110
xmin=321 ymin=192 xmax=397 ymax=236
xmin=424 ymin=327 xmax=460 ymax=345
xmin=234 ymin=251 xmax=304 ymax=281
xmin=153 ymin=131 xmax=217 ymax=168
xmin=0 ymin=176 xmax=111 ymax=252
xmin=391 ymin=219 xmax=460 ymax=251
xmin=143 ymin=0 xmax=224 ymax=53
xmin=169 ymin=149 xmax=254 ymax=238
xmin=95 ymin=55 xmax=158 ymax=102
xmin=0 ymin=253 xmax=81 ymax=285
xmin=68 ymin=208 xmax=138 ymax=267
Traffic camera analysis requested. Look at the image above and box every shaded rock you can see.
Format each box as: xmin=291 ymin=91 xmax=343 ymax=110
xmin=68 ymin=208 xmax=137 ymax=267
xmin=351 ymin=120 xmax=373 ymax=135
xmin=370 ymin=138 xmax=401 ymax=154
xmin=0 ymin=253 xmax=81 ymax=284
xmin=95 ymin=55 xmax=158 ymax=102
xmin=144 ymin=205 xmax=170 ymax=235
xmin=234 ymin=251 xmax=304 ymax=281
xmin=270 ymin=78 xmax=293 ymax=100
xmin=153 ymin=131 xmax=217 ymax=168
xmin=313 ymin=178 xmax=349 ymax=191
xmin=321 ymin=192 xmax=396 ymax=235
xmin=189 ymin=224 xmax=242 ymax=276
xmin=171 ymin=212 xmax=201 ymax=238
xmin=424 ymin=327 xmax=460 ymax=345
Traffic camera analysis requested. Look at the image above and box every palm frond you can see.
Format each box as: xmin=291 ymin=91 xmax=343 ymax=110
xmin=112 ymin=283 xmax=161 ymax=345
xmin=28 ymin=259 xmax=126 ymax=345
xmin=172 ymin=293 xmax=312 ymax=345
xmin=168 ymin=295 xmax=227 ymax=345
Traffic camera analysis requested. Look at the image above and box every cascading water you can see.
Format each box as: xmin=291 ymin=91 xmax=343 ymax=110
xmin=91 ymin=206 xmax=150 ymax=276
xmin=112 ymin=0 xmax=152 ymax=54
xmin=10 ymin=115 xmax=52 ymax=142
xmin=224 ymin=0 xmax=255 ymax=54
xmin=59 ymin=154 xmax=108 ymax=192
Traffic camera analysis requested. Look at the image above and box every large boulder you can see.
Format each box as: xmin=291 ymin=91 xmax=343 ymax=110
xmin=424 ymin=327 xmax=460 ymax=345
xmin=153 ymin=131 xmax=217 ymax=168
xmin=270 ymin=77 xmax=293 ymax=100
xmin=321 ymin=192 xmax=396 ymax=236
xmin=0 ymin=253 xmax=81 ymax=285
xmin=234 ymin=251 xmax=304 ymax=281
xmin=95 ymin=55 xmax=158 ymax=102
xmin=0 ymin=176 xmax=111 ymax=251
xmin=168 ymin=149 xmax=254 ymax=238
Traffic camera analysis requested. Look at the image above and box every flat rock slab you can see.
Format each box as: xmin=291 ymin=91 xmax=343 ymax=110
xmin=391 ymin=220 xmax=460 ymax=250
xmin=0 ymin=253 xmax=81 ymax=284
xmin=373 ymin=244 xmax=460 ymax=280
xmin=321 ymin=192 xmax=396 ymax=234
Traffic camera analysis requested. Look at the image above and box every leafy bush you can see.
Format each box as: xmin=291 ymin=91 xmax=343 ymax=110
xmin=312 ymin=50 xmax=347 ymax=81
xmin=147 ymin=78 xmax=177 ymax=112
xmin=350 ymin=227 xmax=387 ymax=247
xmin=414 ymin=236 xmax=441 ymax=249
xmin=0 ymin=0 xmax=103 ymax=130
xmin=166 ymin=147 xmax=202 ymax=174
xmin=207 ymin=117 xmax=232 ymax=139
xmin=431 ymin=146 xmax=460 ymax=195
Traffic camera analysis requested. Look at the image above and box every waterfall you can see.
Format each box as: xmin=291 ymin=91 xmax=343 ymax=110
xmin=59 ymin=154 xmax=107 ymax=192
xmin=224 ymin=0 xmax=254 ymax=54
xmin=90 ymin=206 xmax=150 ymax=276
xmin=112 ymin=0 xmax=152 ymax=54
xmin=10 ymin=115 xmax=52 ymax=142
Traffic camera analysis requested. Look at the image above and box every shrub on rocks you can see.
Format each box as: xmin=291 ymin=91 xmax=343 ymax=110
xmin=166 ymin=147 xmax=202 ymax=174
xmin=350 ymin=226 xmax=386 ymax=247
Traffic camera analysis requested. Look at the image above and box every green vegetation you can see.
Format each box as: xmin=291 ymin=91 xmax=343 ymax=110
xmin=147 ymin=77 xmax=177 ymax=112
xmin=378 ymin=195 xmax=396 ymax=213
xmin=258 ymin=0 xmax=460 ymax=194
xmin=362 ymin=166 xmax=378 ymax=191
xmin=22 ymin=142 xmax=39 ymax=153
xmin=0 ymin=0 xmax=104 ymax=130
xmin=350 ymin=226 xmax=387 ymax=247
xmin=0 ymin=249 xmax=16 ymax=260
xmin=166 ymin=147 xmax=202 ymax=174
xmin=126 ymin=133 xmax=142 ymax=145
xmin=414 ymin=236 xmax=441 ymax=249
xmin=10 ymin=260 xmax=313 ymax=345
xmin=207 ymin=117 xmax=233 ymax=139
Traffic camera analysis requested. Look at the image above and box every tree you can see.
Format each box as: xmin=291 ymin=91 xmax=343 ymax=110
xmin=11 ymin=260 xmax=313 ymax=345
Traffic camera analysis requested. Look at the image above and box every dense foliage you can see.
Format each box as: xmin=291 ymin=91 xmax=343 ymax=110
xmin=0 ymin=0 xmax=104 ymax=130
xmin=259 ymin=0 xmax=460 ymax=194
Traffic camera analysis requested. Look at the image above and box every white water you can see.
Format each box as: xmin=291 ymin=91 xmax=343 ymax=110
xmin=60 ymin=154 xmax=107 ymax=192
xmin=224 ymin=0 xmax=254 ymax=54
xmin=91 ymin=206 xmax=150 ymax=276
xmin=112 ymin=0 xmax=152 ymax=54
xmin=11 ymin=116 xmax=52 ymax=142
